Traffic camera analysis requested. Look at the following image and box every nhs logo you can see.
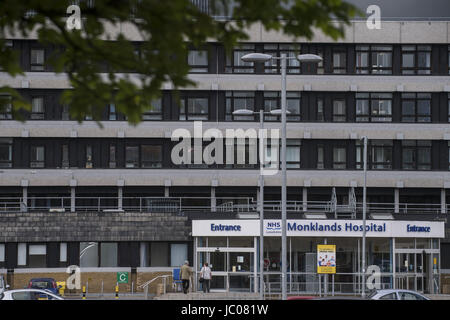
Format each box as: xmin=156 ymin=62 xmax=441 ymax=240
xmin=266 ymin=221 xmax=281 ymax=234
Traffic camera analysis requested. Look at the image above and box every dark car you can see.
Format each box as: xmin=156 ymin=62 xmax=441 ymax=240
xmin=27 ymin=278 xmax=59 ymax=297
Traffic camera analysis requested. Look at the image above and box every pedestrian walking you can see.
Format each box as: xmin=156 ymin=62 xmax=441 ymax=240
xmin=200 ymin=262 xmax=212 ymax=293
xmin=180 ymin=260 xmax=193 ymax=294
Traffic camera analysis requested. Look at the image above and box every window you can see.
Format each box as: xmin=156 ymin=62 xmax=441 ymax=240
xmin=188 ymin=50 xmax=208 ymax=73
xmin=286 ymin=140 xmax=301 ymax=168
xmin=399 ymin=292 xmax=427 ymax=300
xmin=379 ymin=293 xmax=397 ymax=300
xmin=401 ymin=93 xmax=431 ymax=122
xmin=226 ymin=91 xmax=255 ymax=121
xmin=80 ymin=242 xmax=98 ymax=267
xmin=31 ymin=97 xmax=44 ymax=120
xmin=356 ymin=45 xmax=392 ymax=74
xmin=448 ymin=94 xmax=450 ymax=122
xmin=448 ymin=141 xmax=450 ymax=170
xmin=402 ymin=140 xmax=431 ymax=170
xmin=317 ymin=144 xmax=324 ymax=169
xmin=170 ymin=243 xmax=188 ymax=267
xmin=61 ymin=104 xmax=70 ymax=120
xmin=401 ymin=45 xmax=431 ymax=75
xmin=357 ymin=140 xmax=393 ymax=170
xmin=333 ymin=147 xmax=346 ymax=169
xmin=180 ymin=97 xmax=208 ymax=120
xmin=356 ymin=93 xmax=392 ymax=122
xmin=126 ymin=145 xmax=162 ymax=168
xmin=316 ymin=98 xmax=324 ymax=121
xmin=332 ymin=51 xmax=347 ymax=74
xmin=28 ymin=244 xmax=46 ymax=268
xmin=60 ymin=243 xmax=67 ymax=263
xmin=0 ymin=243 xmax=5 ymax=268
xmin=126 ymin=145 xmax=139 ymax=168
xmin=263 ymin=92 xmax=301 ymax=121
xmin=263 ymin=44 xmax=300 ymax=74
xmin=30 ymin=48 xmax=45 ymax=71
xmin=0 ymin=95 xmax=12 ymax=119
xmin=143 ymin=98 xmax=162 ymax=120
xmin=109 ymin=145 xmax=116 ymax=168
xmin=61 ymin=144 xmax=69 ymax=168
xmin=141 ymin=145 xmax=162 ymax=168
xmin=225 ymin=44 xmax=255 ymax=73
xmin=448 ymin=45 xmax=450 ymax=75
xmin=85 ymin=145 xmax=93 ymax=168
xmin=30 ymin=146 xmax=45 ymax=168
xmin=332 ymin=99 xmax=346 ymax=122
xmin=100 ymin=242 xmax=118 ymax=267
xmin=0 ymin=138 xmax=12 ymax=168
xmin=316 ymin=48 xmax=324 ymax=74
xmin=108 ymin=104 xmax=117 ymax=120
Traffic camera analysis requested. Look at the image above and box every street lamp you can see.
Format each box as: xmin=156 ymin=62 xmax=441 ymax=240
xmin=240 ymin=52 xmax=322 ymax=300
xmin=361 ymin=135 xmax=368 ymax=298
xmin=232 ymin=107 xmax=289 ymax=300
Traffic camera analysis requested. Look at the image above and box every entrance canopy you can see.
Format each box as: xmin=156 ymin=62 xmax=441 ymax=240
xmin=192 ymin=219 xmax=445 ymax=238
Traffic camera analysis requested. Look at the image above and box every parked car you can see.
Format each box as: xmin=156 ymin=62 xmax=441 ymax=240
xmin=27 ymin=278 xmax=60 ymax=296
xmin=368 ymin=289 xmax=430 ymax=300
xmin=0 ymin=289 xmax=64 ymax=300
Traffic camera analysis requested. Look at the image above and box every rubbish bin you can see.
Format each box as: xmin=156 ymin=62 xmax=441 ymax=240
xmin=56 ymin=281 xmax=66 ymax=296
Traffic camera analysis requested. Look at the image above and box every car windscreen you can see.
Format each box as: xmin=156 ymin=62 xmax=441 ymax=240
xmin=31 ymin=281 xmax=52 ymax=289
xmin=367 ymin=290 xmax=378 ymax=299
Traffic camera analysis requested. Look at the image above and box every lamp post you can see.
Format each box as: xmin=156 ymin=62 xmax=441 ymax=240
xmin=240 ymin=53 xmax=322 ymax=300
xmin=361 ymin=135 xmax=368 ymax=298
xmin=232 ymin=107 xmax=286 ymax=300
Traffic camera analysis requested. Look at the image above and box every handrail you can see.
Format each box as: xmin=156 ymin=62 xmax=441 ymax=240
xmin=0 ymin=195 xmax=447 ymax=215
xmin=138 ymin=274 xmax=173 ymax=299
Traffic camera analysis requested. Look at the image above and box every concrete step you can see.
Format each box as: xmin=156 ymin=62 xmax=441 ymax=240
xmin=154 ymin=292 xmax=261 ymax=300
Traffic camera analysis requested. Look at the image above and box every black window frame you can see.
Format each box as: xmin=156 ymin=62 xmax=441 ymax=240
xmin=401 ymin=140 xmax=431 ymax=170
xmin=225 ymin=91 xmax=255 ymax=121
xmin=263 ymin=91 xmax=301 ymax=121
xmin=30 ymin=96 xmax=45 ymax=120
xmin=262 ymin=44 xmax=301 ymax=74
xmin=357 ymin=140 xmax=393 ymax=170
xmin=85 ymin=144 xmax=93 ymax=168
xmin=30 ymin=145 xmax=45 ymax=168
xmin=225 ymin=44 xmax=256 ymax=74
xmin=179 ymin=96 xmax=209 ymax=121
xmin=332 ymin=49 xmax=347 ymax=74
xmin=356 ymin=45 xmax=393 ymax=75
xmin=142 ymin=97 xmax=163 ymax=121
xmin=187 ymin=49 xmax=209 ymax=73
xmin=332 ymin=146 xmax=347 ymax=169
xmin=401 ymin=45 xmax=432 ymax=75
xmin=356 ymin=93 xmax=393 ymax=122
xmin=0 ymin=95 xmax=12 ymax=119
xmin=30 ymin=48 xmax=45 ymax=71
xmin=125 ymin=144 xmax=163 ymax=168
xmin=332 ymin=99 xmax=346 ymax=122
xmin=0 ymin=138 xmax=13 ymax=168
xmin=401 ymin=93 xmax=431 ymax=123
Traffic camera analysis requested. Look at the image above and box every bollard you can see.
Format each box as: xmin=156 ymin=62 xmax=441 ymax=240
xmin=82 ymin=286 xmax=86 ymax=300
xmin=115 ymin=285 xmax=119 ymax=299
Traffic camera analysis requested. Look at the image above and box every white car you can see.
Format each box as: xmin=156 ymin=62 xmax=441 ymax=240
xmin=368 ymin=289 xmax=430 ymax=300
xmin=0 ymin=289 xmax=64 ymax=300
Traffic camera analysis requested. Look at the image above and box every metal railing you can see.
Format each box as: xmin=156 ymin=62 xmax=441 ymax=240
xmin=0 ymin=195 xmax=447 ymax=215
xmin=138 ymin=274 xmax=174 ymax=299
